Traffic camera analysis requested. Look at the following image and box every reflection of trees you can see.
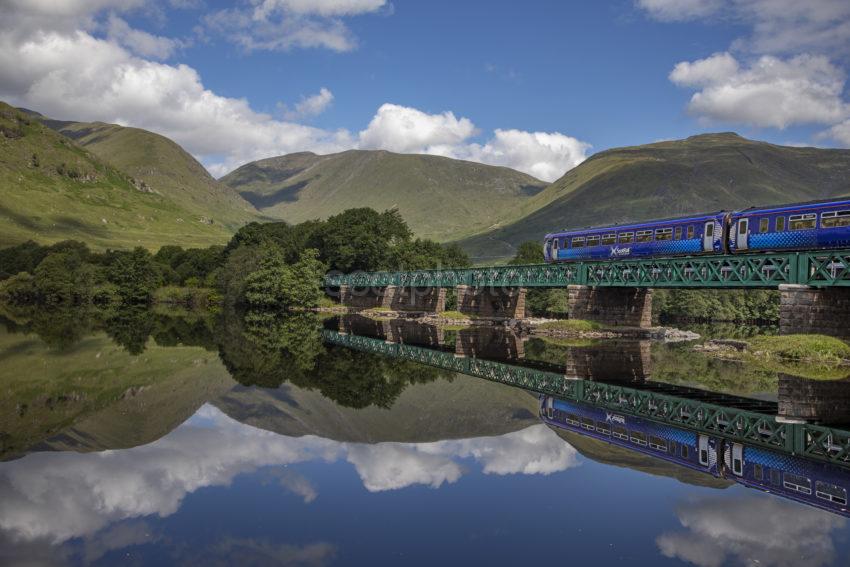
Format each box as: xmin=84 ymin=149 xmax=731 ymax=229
xmin=216 ymin=309 xmax=452 ymax=408
xmin=103 ymin=307 xmax=155 ymax=355
xmin=0 ymin=304 xmax=100 ymax=351
xmin=150 ymin=309 xmax=217 ymax=351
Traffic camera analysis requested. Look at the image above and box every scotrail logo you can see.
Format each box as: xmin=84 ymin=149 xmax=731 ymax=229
xmin=610 ymin=246 xmax=631 ymax=257
xmin=605 ymin=412 xmax=626 ymax=424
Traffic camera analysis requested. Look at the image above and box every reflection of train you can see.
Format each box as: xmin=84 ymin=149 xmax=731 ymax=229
xmin=543 ymin=199 xmax=850 ymax=262
xmin=540 ymin=395 xmax=850 ymax=516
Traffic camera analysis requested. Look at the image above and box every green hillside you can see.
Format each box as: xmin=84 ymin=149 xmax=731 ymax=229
xmin=457 ymin=133 xmax=850 ymax=262
xmin=0 ymin=101 xmax=256 ymax=250
xmin=45 ymin=118 xmax=259 ymax=233
xmin=220 ymin=149 xmax=547 ymax=242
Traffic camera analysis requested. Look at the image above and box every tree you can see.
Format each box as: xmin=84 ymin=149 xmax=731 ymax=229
xmin=307 ymin=208 xmax=411 ymax=272
xmin=509 ymin=241 xmax=544 ymax=265
xmin=106 ymin=247 xmax=161 ymax=304
xmin=244 ymin=248 xmax=326 ymax=308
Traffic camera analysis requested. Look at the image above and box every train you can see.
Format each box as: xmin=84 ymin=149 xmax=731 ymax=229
xmin=543 ymin=198 xmax=850 ymax=263
xmin=539 ymin=395 xmax=850 ymax=517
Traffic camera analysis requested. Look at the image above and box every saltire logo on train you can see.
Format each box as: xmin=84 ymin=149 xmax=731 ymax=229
xmin=605 ymin=412 xmax=626 ymax=424
xmin=610 ymin=246 xmax=631 ymax=257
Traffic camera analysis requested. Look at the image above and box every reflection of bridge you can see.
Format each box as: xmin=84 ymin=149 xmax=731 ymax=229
xmin=323 ymin=327 xmax=850 ymax=470
xmin=325 ymin=250 xmax=850 ymax=335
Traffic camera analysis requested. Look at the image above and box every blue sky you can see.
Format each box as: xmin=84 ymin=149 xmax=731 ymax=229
xmin=1 ymin=0 xmax=848 ymax=180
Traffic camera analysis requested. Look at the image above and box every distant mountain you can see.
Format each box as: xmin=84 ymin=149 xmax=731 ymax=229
xmin=45 ymin=119 xmax=259 ymax=233
xmin=220 ymin=149 xmax=547 ymax=242
xmin=0 ymin=101 xmax=258 ymax=250
xmin=457 ymin=133 xmax=850 ymax=262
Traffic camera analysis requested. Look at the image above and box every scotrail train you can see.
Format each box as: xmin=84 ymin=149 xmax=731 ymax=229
xmin=543 ymin=198 xmax=850 ymax=262
xmin=540 ymin=395 xmax=850 ymax=517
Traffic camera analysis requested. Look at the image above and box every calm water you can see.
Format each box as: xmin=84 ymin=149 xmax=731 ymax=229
xmin=2 ymin=307 xmax=850 ymax=566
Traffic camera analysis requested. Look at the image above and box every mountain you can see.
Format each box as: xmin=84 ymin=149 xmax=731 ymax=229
xmin=0 ymin=101 xmax=257 ymax=250
xmin=456 ymin=133 xmax=850 ymax=262
xmin=220 ymin=149 xmax=547 ymax=242
xmin=45 ymin=119 xmax=259 ymax=233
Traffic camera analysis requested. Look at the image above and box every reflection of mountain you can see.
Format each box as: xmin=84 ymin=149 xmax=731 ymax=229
xmin=0 ymin=329 xmax=234 ymax=459
xmin=550 ymin=427 xmax=733 ymax=489
xmin=213 ymin=373 xmax=541 ymax=443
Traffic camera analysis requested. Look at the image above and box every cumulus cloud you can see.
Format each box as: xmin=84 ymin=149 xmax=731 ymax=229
xmin=669 ymin=52 xmax=849 ymax=129
xmin=358 ymin=103 xmax=478 ymax=153
xmin=282 ymin=87 xmax=335 ymax=119
xmin=253 ymin=0 xmax=387 ymax=18
xmin=656 ymin=496 xmax=846 ymax=567
xmin=636 ymin=0 xmax=723 ymax=22
xmin=106 ymin=15 xmax=182 ymax=59
xmin=0 ymin=407 xmax=575 ymax=548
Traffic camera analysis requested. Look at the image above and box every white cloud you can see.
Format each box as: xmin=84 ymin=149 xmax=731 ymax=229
xmin=825 ymin=119 xmax=850 ymax=145
xmin=0 ymin=407 xmax=576 ymax=546
xmin=253 ymin=0 xmax=387 ymax=18
xmin=636 ymin=0 xmax=723 ymax=22
xmin=358 ymin=104 xmax=589 ymax=181
xmin=358 ymin=103 xmax=477 ymax=153
xmin=282 ymin=87 xmax=334 ymax=119
xmin=106 ymin=15 xmax=181 ymax=59
xmin=657 ymin=495 xmax=846 ymax=567
xmin=637 ymin=0 xmax=850 ymax=56
xmin=669 ymin=52 xmax=849 ymax=129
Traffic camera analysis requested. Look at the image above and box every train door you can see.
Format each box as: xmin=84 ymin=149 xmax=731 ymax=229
xmin=550 ymin=238 xmax=559 ymax=261
xmin=698 ymin=435 xmax=710 ymax=466
xmin=702 ymin=222 xmax=715 ymax=252
xmin=737 ymin=218 xmax=749 ymax=251
xmin=731 ymin=443 xmax=744 ymax=476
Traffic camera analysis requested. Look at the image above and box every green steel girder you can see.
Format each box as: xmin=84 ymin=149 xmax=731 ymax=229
xmin=322 ymin=329 xmax=850 ymax=468
xmin=323 ymin=249 xmax=850 ymax=289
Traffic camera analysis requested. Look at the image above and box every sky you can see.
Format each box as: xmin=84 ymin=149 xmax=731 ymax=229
xmin=1 ymin=0 xmax=848 ymax=181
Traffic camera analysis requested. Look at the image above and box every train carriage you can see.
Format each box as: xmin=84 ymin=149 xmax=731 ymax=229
xmin=543 ymin=198 xmax=850 ymax=263
xmin=540 ymin=395 xmax=850 ymax=517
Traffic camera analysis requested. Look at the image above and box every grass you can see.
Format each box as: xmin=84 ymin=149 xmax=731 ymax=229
xmin=537 ymin=319 xmax=603 ymax=332
xmin=439 ymin=310 xmax=473 ymax=320
xmin=219 ymin=149 xmax=547 ymax=242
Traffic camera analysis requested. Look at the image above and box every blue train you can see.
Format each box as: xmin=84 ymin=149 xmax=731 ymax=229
xmin=543 ymin=198 xmax=850 ymax=262
xmin=540 ymin=395 xmax=850 ymax=517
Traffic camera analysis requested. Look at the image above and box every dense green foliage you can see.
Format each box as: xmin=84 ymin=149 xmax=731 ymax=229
xmin=508 ymin=241 xmax=568 ymax=316
xmin=653 ymin=289 xmax=780 ymax=322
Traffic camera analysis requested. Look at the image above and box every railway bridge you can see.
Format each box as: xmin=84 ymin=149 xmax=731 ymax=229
xmin=324 ymin=248 xmax=850 ymax=336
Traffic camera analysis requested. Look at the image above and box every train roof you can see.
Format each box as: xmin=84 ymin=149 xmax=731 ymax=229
xmin=737 ymin=196 xmax=850 ymax=214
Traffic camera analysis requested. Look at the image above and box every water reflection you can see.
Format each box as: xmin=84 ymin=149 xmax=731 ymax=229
xmin=4 ymin=308 xmax=850 ymax=565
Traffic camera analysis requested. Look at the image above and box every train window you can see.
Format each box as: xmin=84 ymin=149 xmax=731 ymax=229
xmin=789 ymin=213 xmax=816 ymax=231
xmin=687 ymin=225 xmax=695 ymax=239
xmin=581 ymin=417 xmax=595 ymax=430
xmin=587 ymin=235 xmax=601 ymax=247
xmin=655 ymin=228 xmax=673 ymax=241
xmin=681 ymin=445 xmax=689 ymax=459
xmin=816 ymin=481 xmax=847 ymax=505
xmin=821 ymin=210 xmax=850 ymax=228
xmin=601 ymin=233 xmax=617 ymax=245
xmin=636 ymin=230 xmax=653 ymax=243
xmin=754 ymin=463 xmax=764 ymax=481
xmin=596 ymin=422 xmax=611 ymax=435
xmin=571 ymin=237 xmax=585 ymax=248
xmin=784 ymin=473 xmax=813 ymax=495
xmin=566 ymin=413 xmax=580 ymax=426
xmin=649 ymin=436 xmax=668 ymax=451
xmin=630 ymin=431 xmax=648 ymax=446
xmin=612 ymin=425 xmax=628 ymax=440
xmin=770 ymin=469 xmax=781 ymax=486
xmin=674 ymin=226 xmax=682 ymax=240
xmin=776 ymin=216 xmax=785 ymax=231
xmin=760 ymin=218 xmax=769 ymax=233
xmin=618 ymin=232 xmax=634 ymax=243
xmin=670 ymin=440 xmax=678 ymax=454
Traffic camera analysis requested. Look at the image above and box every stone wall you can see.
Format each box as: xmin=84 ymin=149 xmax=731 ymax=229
xmin=454 ymin=327 xmax=524 ymax=360
xmin=566 ymin=285 xmax=652 ymax=327
xmin=779 ymin=284 xmax=850 ymax=338
xmin=338 ymin=285 xmax=445 ymax=313
xmin=778 ymin=374 xmax=850 ymax=424
xmin=563 ymin=340 xmax=651 ymax=382
xmin=455 ymin=286 xmax=526 ymax=319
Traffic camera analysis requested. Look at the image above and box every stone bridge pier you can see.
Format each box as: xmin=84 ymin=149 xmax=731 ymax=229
xmin=778 ymin=374 xmax=850 ymax=424
xmin=566 ymin=285 xmax=653 ymax=327
xmin=338 ymin=285 xmax=446 ymax=313
xmin=779 ymin=285 xmax=850 ymax=338
xmin=454 ymin=327 xmax=525 ymax=361
xmin=563 ymin=340 xmax=652 ymax=382
xmin=455 ymin=285 xmax=526 ymax=319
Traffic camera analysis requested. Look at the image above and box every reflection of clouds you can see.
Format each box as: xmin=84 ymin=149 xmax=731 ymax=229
xmin=349 ymin=424 xmax=578 ymax=492
xmin=657 ymin=496 xmax=846 ymax=567
xmin=0 ymin=406 xmax=574 ymax=547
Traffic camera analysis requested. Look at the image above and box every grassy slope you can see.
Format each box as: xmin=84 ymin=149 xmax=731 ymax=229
xmin=212 ymin=373 xmax=541 ymax=443
xmin=47 ymin=119 xmax=260 ymax=233
xmin=0 ymin=102 xmax=243 ymax=249
xmin=0 ymin=327 xmax=234 ymax=459
xmin=220 ymin=149 xmax=547 ymax=242
xmin=457 ymin=133 xmax=850 ymax=262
